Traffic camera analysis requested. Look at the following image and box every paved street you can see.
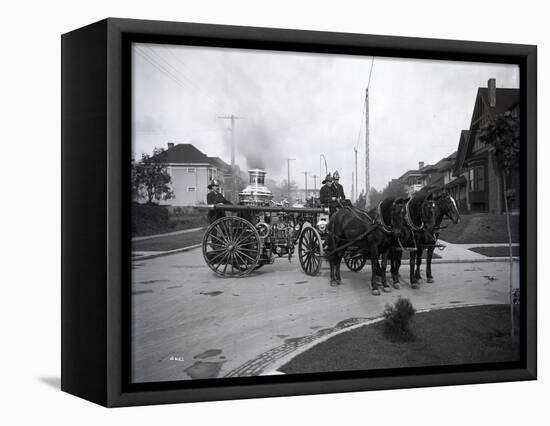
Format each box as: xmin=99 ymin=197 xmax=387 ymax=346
xmin=131 ymin=246 xmax=513 ymax=383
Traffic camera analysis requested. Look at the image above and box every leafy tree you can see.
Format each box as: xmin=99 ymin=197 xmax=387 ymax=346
xmin=368 ymin=187 xmax=383 ymax=208
xmin=131 ymin=147 xmax=174 ymax=205
xmin=382 ymin=179 xmax=408 ymax=200
xmin=354 ymin=191 xmax=367 ymax=209
xmin=478 ymin=110 xmax=520 ymax=337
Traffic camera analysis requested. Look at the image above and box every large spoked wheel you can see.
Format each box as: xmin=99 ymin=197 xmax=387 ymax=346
xmin=202 ymin=216 xmax=261 ymax=278
xmin=298 ymin=226 xmax=323 ymax=276
xmin=344 ymin=249 xmax=367 ymax=272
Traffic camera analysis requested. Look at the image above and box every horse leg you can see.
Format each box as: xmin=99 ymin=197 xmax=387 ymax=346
xmin=426 ymin=247 xmax=435 ymax=283
xmin=410 ymin=251 xmax=419 ymax=289
xmin=380 ymin=250 xmax=391 ymax=292
xmin=415 ymin=247 xmax=423 ymax=281
xmin=389 ymin=250 xmax=401 ymax=289
xmin=336 ymin=254 xmax=343 ymax=285
xmin=370 ymin=248 xmax=381 ymax=296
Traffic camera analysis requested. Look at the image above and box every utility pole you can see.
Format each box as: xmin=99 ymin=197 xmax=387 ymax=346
xmin=364 ymin=88 xmax=370 ymax=208
xmin=287 ymin=158 xmax=296 ymax=201
xmin=353 ymin=147 xmax=358 ymax=203
xmin=312 ymin=174 xmax=318 ymax=192
xmin=351 ymin=172 xmax=356 ymax=202
xmin=302 ymin=171 xmax=309 ymax=203
xmin=217 ymin=114 xmax=243 ymax=203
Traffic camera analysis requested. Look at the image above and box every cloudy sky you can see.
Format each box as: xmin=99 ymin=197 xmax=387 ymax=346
xmin=132 ymin=42 xmax=519 ymax=197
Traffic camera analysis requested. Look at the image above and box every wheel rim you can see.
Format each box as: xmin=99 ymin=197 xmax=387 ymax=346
xmin=202 ymin=216 xmax=261 ymax=277
xmin=344 ymin=251 xmax=366 ymax=271
xmin=298 ymin=227 xmax=322 ymax=276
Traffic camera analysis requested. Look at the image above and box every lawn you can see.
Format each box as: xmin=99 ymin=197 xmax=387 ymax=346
xmin=280 ymin=304 xmax=519 ymax=374
xmin=438 ymin=213 xmax=519 ymax=244
xmin=132 ymin=228 xmax=205 ymax=252
xmin=469 ymin=246 xmax=520 ymax=257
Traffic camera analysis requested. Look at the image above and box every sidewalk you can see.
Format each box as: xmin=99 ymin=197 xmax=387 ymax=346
xmin=434 ymin=239 xmax=519 ymax=262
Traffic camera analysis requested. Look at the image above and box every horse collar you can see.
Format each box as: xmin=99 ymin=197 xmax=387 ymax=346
xmin=376 ymin=202 xmax=393 ymax=234
xmin=405 ymin=198 xmax=424 ymax=231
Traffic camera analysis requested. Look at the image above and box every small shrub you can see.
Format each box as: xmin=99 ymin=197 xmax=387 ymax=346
xmin=383 ymin=297 xmax=416 ymax=341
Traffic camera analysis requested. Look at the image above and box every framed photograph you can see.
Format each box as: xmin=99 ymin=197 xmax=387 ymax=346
xmin=61 ymin=18 xmax=537 ymax=407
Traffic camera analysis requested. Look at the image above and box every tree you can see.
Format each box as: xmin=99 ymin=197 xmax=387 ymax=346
xmin=354 ymin=191 xmax=367 ymax=209
xmin=368 ymin=187 xmax=383 ymax=208
xmin=131 ymin=147 xmax=174 ymax=205
xmin=382 ymin=179 xmax=408 ymax=200
xmin=478 ymin=110 xmax=520 ymax=337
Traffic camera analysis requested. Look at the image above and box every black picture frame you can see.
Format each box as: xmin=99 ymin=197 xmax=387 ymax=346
xmin=61 ymin=17 xmax=537 ymax=407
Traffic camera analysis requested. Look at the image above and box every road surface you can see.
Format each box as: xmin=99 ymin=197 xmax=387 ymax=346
xmin=131 ymin=247 xmax=511 ymax=382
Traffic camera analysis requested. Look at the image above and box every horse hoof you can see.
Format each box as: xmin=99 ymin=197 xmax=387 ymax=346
xmin=393 ymin=283 xmax=401 ymax=290
xmin=337 ymin=280 xmax=343 ymax=285
xmin=372 ymin=288 xmax=381 ymax=296
xmin=382 ymin=285 xmax=392 ymax=293
xmin=330 ymin=280 xmax=338 ymax=287
xmin=427 ymin=277 xmax=434 ymax=283
xmin=411 ymin=283 xmax=420 ymax=290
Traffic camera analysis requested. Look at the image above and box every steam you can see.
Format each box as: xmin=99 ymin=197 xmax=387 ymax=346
xmin=236 ymin=121 xmax=286 ymax=173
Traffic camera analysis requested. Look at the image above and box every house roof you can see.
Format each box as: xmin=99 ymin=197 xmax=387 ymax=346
xmin=152 ymin=144 xmax=229 ymax=169
xmin=454 ymin=130 xmax=470 ymax=175
xmin=463 ymin=87 xmax=519 ymax=165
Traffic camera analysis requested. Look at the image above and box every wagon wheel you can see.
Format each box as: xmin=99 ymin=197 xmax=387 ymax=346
xmin=202 ymin=216 xmax=261 ymax=277
xmin=344 ymin=250 xmax=367 ymax=272
xmin=298 ymin=227 xmax=322 ymax=276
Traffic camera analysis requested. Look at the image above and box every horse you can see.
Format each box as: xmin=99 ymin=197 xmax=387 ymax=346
xmin=369 ymin=197 xmax=412 ymax=289
xmin=418 ymin=188 xmax=460 ymax=283
xmin=392 ymin=190 xmax=437 ymax=289
xmin=326 ymin=206 xmax=390 ymax=296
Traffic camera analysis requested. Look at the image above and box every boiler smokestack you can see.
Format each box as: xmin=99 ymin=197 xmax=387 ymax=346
xmin=167 ymin=142 xmax=175 ymax=149
xmin=419 ymin=161 xmax=425 ymax=169
xmin=488 ymin=78 xmax=496 ymax=107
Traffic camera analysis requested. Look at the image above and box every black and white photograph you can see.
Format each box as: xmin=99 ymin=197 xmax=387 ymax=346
xmin=130 ymin=42 xmax=522 ymax=383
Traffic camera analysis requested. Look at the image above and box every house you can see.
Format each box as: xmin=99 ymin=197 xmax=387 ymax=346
xmin=453 ymin=82 xmax=520 ymax=213
xmin=152 ymin=143 xmax=231 ymax=206
xmin=398 ymin=162 xmax=430 ymax=196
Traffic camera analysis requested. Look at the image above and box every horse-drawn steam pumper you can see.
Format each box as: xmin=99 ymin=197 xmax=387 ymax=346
xmin=201 ymin=169 xmax=329 ymax=277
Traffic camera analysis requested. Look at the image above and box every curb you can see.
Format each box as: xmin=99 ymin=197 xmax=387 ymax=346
xmin=259 ymin=302 xmax=491 ymax=376
xmin=132 ymin=244 xmax=201 ymax=261
xmin=132 ymin=226 xmax=205 ymax=241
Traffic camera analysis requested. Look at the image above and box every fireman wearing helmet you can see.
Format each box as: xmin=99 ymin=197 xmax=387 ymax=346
xmin=332 ymin=170 xmax=346 ymax=203
xmin=319 ymin=173 xmax=339 ymax=214
xmin=206 ymin=179 xmax=232 ymax=223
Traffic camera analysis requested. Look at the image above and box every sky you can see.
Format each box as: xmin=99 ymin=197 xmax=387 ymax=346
xmin=132 ymin=43 xmax=519 ymax=197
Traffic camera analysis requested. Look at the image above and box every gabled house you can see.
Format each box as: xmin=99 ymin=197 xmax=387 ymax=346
xmin=453 ymin=82 xmax=520 ymax=213
xmin=152 ymin=143 xmax=231 ymax=206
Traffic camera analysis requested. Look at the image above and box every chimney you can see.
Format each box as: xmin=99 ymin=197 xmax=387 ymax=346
xmin=167 ymin=142 xmax=175 ymax=149
xmin=488 ymin=78 xmax=496 ymax=107
xmin=418 ymin=161 xmax=425 ymax=169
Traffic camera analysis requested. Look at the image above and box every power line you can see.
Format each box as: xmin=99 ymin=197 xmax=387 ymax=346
xmin=143 ymin=46 xmax=220 ymax=108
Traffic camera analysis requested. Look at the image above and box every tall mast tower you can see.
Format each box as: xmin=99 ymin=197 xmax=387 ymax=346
xmin=364 ymin=88 xmax=370 ymax=206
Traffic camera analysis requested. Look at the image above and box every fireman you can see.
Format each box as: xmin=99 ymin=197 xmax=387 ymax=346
xmin=319 ymin=173 xmax=339 ymax=214
xmin=206 ymin=179 xmax=232 ymax=224
xmin=332 ymin=170 xmax=346 ymax=202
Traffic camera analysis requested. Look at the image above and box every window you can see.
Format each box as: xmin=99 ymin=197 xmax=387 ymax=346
xmin=469 ymin=166 xmax=485 ymax=191
xmin=187 ymin=187 xmax=196 ymax=192
xmin=187 ymin=167 xmax=196 ymax=173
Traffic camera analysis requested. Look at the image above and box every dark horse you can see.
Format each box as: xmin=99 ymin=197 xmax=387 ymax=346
xmin=369 ymin=197 xmax=412 ymax=289
xmin=327 ymin=207 xmax=390 ymax=295
xmin=417 ymin=188 xmax=460 ymax=283
xmin=391 ymin=190 xmax=437 ymax=289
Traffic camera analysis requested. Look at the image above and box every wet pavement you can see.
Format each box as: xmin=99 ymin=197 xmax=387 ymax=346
xmin=131 ymin=247 xmax=513 ymax=383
